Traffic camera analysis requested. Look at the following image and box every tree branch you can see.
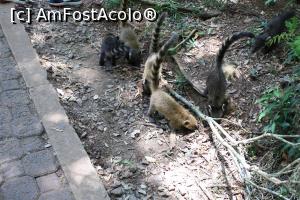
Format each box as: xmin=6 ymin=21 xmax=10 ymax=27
xmin=235 ymin=133 xmax=300 ymax=147
xmin=246 ymin=179 xmax=289 ymax=200
xmin=173 ymin=29 xmax=198 ymax=52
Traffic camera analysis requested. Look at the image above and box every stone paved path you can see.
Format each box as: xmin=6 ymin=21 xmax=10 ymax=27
xmin=0 ymin=25 xmax=75 ymax=200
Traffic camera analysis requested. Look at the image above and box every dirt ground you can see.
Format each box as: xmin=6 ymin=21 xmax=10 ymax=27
xmin=21 ymin=0 xmax=299 ymax=199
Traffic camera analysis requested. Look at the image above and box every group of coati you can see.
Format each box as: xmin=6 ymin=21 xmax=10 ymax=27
xmin=99 ymin=0 xmax=296 ymax=132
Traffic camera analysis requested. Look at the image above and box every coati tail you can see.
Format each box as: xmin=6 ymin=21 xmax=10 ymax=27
xmin=149 ymin=12 xmax=167 ymax=53
xmin=121 ymin=0 xmax=128 ymax=12
xmin=120 ymin=0 xmax=129 ymax=27
xmin=216 ymin=32 xmax=255 ymax=69
xmin=151 ymin=32 xmax=179 ymax=90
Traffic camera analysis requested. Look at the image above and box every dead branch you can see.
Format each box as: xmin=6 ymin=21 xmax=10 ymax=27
xmin=273 ymin=158 xmax=300 ymax=177
xmin=235 ymin=133 xmax=300 ymax=147
xmin=166 ymin=87 xmax=299 ymax=198
xmin=173 ymin=29 xmax=198 ymax=52
xmin=246 ymin=179 xmax=289 ymax=200
xmin=137 ymin=0 xmax=221 ymax=20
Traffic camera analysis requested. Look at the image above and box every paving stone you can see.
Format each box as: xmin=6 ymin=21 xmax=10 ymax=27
xmin=0 ymin=90 xmax=30 ymax=105
xmin=39 ymin=189 xmax=74 ymax=200
xmin=0 ymin=79 xmax=21 ymax=91
xmin=21 ymin=136 xmax=45 ymax=153
xmin=0 ymin=124 xmax=12 ymax=139
xmin=0 ymin=68 xmax=21 ymax=81
xmin=0 ymin=160 xmax=24 ymax=179
xmin=22 ymin=149 xmax=58 ymax=177
xmin=12 ymin=116 xmax=44 ymax=138
xmin=10 ymin=104 xmax=31 ymax=119
xmin=0 ymin=106 xmax=11 ymax=124
xmin=0 ymin=138 xmax=24 ymax=164
xmin=0 ymin=176 xmax=39 ymax=200
xmin=36 ymin=173 xmax=61 ymax=193
xmin=0 ymin=40 xmax=11 ymax=58
xmin=0 ymin=57 xmax=16 ymax=68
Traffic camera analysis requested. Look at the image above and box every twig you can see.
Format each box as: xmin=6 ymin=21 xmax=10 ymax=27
xmin=211 ymin=120 xmax=236 ymax=145
xmin=173 ymin=29 xmax=198 ymax=52
xmin=212 ymin=118 xmax=251 ymax=133
xmin=273 ymin=158 xmax=300 ymax=177
xmin=137 ymin=0 xmax=221 ymax=20
xmin=194 ymin=178 xmax=216 ymax=200
xmin=234 ymin=133 xmax=300 ymax=146
xmin=246 ymin=179 xmax=289 ymax=200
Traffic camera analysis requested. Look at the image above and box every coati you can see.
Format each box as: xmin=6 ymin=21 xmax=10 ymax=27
xmin=119 ymin=0 xmax=141 ymax=67
xmin=99 ymin=33 xmax=122 ymax=67
xmin=149 ymin=12 xmax=167 ymax=54
xmin=142 ymin=32 xmax=179 ymax=95
xmin=148 ymin=89 xmax=198 ymax=131
xmin=205 ymin=32 xmax=255 ymax=117
xmin=251 ymin=10 xmax=295 ymax=54
xmin=145 ymin=33 xmax=198 ymax=131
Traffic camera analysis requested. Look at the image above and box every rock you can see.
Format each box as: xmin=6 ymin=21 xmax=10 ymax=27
xmin=130 ymin=130 xmax=140 ymax=138
xmin=93 ymin=95 xmax=99 ymax=100
xmin=110 ymin=187 xmax=123 ymax=197
xmin=145 ymin=156 xmax=156 ymax=163
xmin=138 ymin=189 xmax=147 ymax=195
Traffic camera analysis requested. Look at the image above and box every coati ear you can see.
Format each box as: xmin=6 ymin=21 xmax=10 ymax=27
xmin=183 ymin=120 xmax=190 ymax=126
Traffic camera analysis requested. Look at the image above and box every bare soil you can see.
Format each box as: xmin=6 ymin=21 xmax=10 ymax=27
xmin=22 ymin=0 xmax=299 ymax=199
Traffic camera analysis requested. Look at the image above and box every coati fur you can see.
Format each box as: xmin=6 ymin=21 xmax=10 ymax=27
xmin=99 ymin=33 xmax=122 ymax=67
xmin=251 ymin=10 xmax=295 ymax=54
xmin=149 ymin=12 xmax=167 ymax=54
xmin=148 ymin=89 xmax=198 ymax=131
xmin=205 ymin=32 xmax=255 ymax=117
xmin=119 ymin=0 xmax=141 ymax=67
xmin=142 ymin=32 xmax=179 ymax=95
xmin=222 ymin=62 xmax=241 ymax=81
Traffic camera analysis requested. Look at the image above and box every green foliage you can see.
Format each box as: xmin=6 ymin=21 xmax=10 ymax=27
xmin=175 ymin=72 xmax=188 ymax=88
xmin=266 ymin=17 xmax=300 ymax=62
xmin=154 ymin=0 xmax=180 ymax=15
xmin=265 ymin=0 xmax=277 ymax=6
xmin=104 ymin=0 xmax=121 ymax=9
xmin=256 ymin=66 xmax=300 ymax=159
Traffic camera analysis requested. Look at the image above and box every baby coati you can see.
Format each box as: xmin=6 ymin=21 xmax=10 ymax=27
xmin=205 ymin=32 xmax=255 ymax=117
xmin=142 ymin=32 xmax=179 ymax=95
xmin=99 ymin=33 xmax=122 ymax=67
xmin=251 ymin=10 xmax=295 ymax=54
xmin=119 ymin=0 xmax=141 ymax=67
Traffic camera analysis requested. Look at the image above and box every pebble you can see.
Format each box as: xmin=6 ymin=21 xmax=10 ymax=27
xmin=110 ymin=187 xmax=123 ymax=197
xmin=130 ymin=130 xmax=140 ymax=138
xmin=138 ymin=189 xmax=147 ymax=195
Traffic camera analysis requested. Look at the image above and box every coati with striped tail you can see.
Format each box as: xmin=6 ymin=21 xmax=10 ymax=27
xmin=205 ymin=32 xmax=255 ymax=117
xmin=251 ymin=10 xmax=295 ymax=54
xmin=145 ymin=33 xmax=198 ymax=131
xmin=142 ymin=13 xmax=170 ymax=95
xmin=119 ymin=0 xmax=141 ymax=67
